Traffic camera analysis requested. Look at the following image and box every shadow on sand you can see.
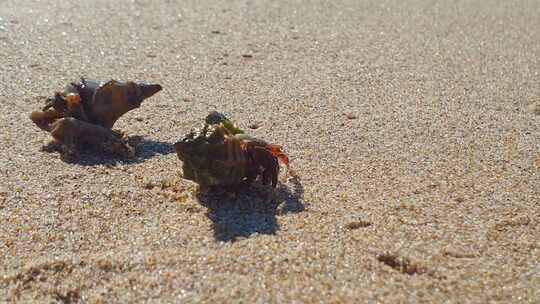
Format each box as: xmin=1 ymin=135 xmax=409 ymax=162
xmin=196 ymin=175 xmax=305 ymax=242
xmin=41 ymin=136 xmax=175 ymax=166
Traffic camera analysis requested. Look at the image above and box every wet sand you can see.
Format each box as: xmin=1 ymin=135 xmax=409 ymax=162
xmin=1 ymin=0 xmax=539 ymax=302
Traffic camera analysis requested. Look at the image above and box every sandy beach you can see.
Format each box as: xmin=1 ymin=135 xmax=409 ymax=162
xmin=1 ymin=0 xmax=539 ymax=302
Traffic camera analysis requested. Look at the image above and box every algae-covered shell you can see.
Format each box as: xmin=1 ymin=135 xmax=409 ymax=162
xmin=175 ymin=112 xmax=289 ymax=189
xmin=176 ymin=124 xmax=251 ymax=187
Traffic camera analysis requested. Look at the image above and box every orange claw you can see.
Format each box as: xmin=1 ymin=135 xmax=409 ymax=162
xmin=267 ymin=144 xmax=290 ymax=169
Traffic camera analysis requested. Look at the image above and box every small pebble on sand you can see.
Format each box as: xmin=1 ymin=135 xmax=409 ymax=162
xmin=346 ymin=113 xmax=358 ymax=119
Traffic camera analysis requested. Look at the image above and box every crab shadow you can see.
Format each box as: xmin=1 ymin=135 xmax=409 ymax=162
xmin=41 ymin=135 xmax=175 ymax=166
xmin=196 ymin=175 xmax=305 ymax=242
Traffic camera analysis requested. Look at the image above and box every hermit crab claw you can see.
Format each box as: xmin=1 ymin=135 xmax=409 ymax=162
xmin=138 ymin=83 xmax=163 ymax=99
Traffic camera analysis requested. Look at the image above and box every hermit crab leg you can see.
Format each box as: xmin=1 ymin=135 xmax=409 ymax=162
xmin=249 ymin=146 xmax=280 ymax=188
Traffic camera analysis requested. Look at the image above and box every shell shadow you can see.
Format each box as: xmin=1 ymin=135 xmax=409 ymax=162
xmin=196 ymin=175 xmax=305 ymax=242
xmin=40 ymin=135 xmax=175 ymax=166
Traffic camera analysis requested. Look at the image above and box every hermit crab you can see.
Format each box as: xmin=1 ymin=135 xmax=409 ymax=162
xmin=30 ymin=78 xmax=162 ymax=160
xmin=174 ymin=111 xmax=290 ymax=190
